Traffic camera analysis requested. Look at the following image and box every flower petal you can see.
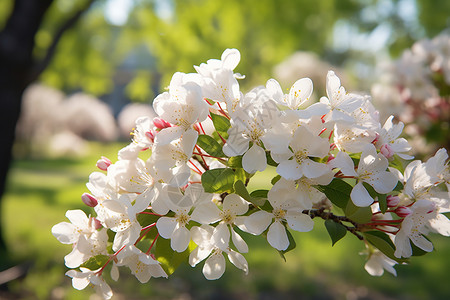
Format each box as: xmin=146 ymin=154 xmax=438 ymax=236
xmin=350 ymin=181 xmax=374 ymax=207
xmin=267 ymin=221 xmax=289 ymax=251
xmin=242 ymin=144 xmax=267 ymax=173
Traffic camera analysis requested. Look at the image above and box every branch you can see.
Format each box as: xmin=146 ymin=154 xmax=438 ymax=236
xmin=30 ymin=0 xmax=95 ymax=82
xmin=304 ymin=208 xmax=364 ymax=240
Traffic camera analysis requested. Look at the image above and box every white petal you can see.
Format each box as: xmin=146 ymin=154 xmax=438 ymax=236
xmin=242 ymin=144 xmax=267 ymax=173
xmin=326 ymin=70 xmax=341 ymax=99
xmin=411 ymin=235 xmax=433 ymax=253
xmin=288 ymin=78 xmax=313 ymax=109
xmin=350 ymin=181 xmax=374 ymax=207
xmin=277 ymin=160 xmax=302 ymax=180
xmin=285 ymin=211 xmax=314 ymax=232
xmin=244 ymin=211 xmax=272 ymax=235
xmin=230 ymin=226 xmax=249 ymax=253
xmin=65 ymin=210 xmax=89 ymax=228
xmin=52 ymin=222 xmax=77 ymax=244
xmin=267 ymin=221 xmax=289 ymax=251
xmin=331 ymin=151 xmax=358 ymax=177
xmin=171 ymin=226 xmax=191 ymax=252
xmin=203 ymin=253 xmax=226 ymax=280
xmin=154 ymin=126 xmax=184 ymax=145
xmin=191 ymin=201 xmax=221 ymax=224
xmin=226 ymin=249 xmax=248 ymax=274
xmin=212 ymin=223 xmax=230 ymax=250
xmin=223 ymin=194 xmax=249 ymax=216
xmin=364 ymin=257 xmax=384 ymax=276
xmin=365 ymin=171 xmax=397 ymax=194
xmin=156 ymin=217 xmax=177 ymax=239
xmin=221 ymin=48 xmax=240 ymax=70
xmin=302 ymin=159 xmax=330 ymax=179
xmin=428 ymin=214 xmax=450 ymax=236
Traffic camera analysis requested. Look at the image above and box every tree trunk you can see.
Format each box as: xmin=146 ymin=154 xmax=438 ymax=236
xmin=0 ymin=0 xmax=53 ymax=268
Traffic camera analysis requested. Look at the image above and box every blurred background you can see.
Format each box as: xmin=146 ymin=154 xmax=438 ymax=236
xmin=0 ymin=0 xmax=449 ymax=299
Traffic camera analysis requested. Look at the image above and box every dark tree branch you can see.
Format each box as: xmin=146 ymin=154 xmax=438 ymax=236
xmin=30 ymin=0 xmax=95 ymax=82
xmin=304 ymin=208 xmax=364 ymax=240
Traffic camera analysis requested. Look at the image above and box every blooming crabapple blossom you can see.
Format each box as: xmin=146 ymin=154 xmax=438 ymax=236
xmin=245 ymin=183 xmax=314 ymax=251
xmin=150 ymin=129 xmax=198 ymax=187
xmin=274 ymin=125 xmax=330 ymax=181
xmin=319 ymin=70 xmax=366 ymax=124
xmin=156 ymin=184 xmax=218 ymax=252
xmin=394 ymin=199 xmax=436 ymax=258
xmin=266 ymin=77 xmax=313 ymax=111
xmin=118 ymin=116 xmax=155 ymax=160
xmin=364 ymin=249 xmax=398 ymax=277
xmin=425 ymin=148 xmax=450 ymax=189
xmin=332 ymin=145 xmax=397 ymax=207
xmin=211 ymin=194 xmax=250 ymax=253
xmin=223 ymin=88 xmax=279 ymax=173
xmin=333 ymin=122 xmax=376 ymax=153
xmin=116 ymin=245 xmax=167 ymax=282
xmin=152 ymin=72 xmax=208 ymax=145
xmin=52 ymin=209 xmax=101 ymax=245
xmin=66 ymin=268 xmax=113 ymax=299
xmin=375 ymin=115 xmax=413 ymax=160
xmin=189 ymin=225 xmax=248 ymax=280
xmin=194 ymin=48 xmax=242 ymax=112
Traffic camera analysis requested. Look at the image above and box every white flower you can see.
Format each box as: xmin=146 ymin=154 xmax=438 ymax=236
xmin=156 ymin=184 xmax=216 ymax=252
xmin=375 ymin=115 xmax=413 ymax=159
xmin=244 ymin=185 xmax=314 ymax=251
xmin=116 ymin=245 xmax=167 ymax=282
xmin=194 ymin=48 xmax=242 ymax=111
xmin=66 ymin=268 xmax=113 ymax=299
xmin=153 ymin=72 xmax=208 ymax=145
xmin=320 ymin=70 xmax=365 ymax=123
xmin=52 ymin=210 xmax=96 ymax=245
xmin=266 ymin=77 xmax=313 ymax=110
xmin=394 ymin=200 xmax=436 ymax=258
xmin=364 ymin=249 xmax=397 ymax=277
xmin=150 ymin=129 xmax=198 ymax=187
xmin=189 ymin=225 xmax=248 ymax=280
xmin=332 ymin=145 xmax=397 ymax=207
xmin=333 ymin=123 xmax=376 ymax=153
xmin=275 ymin=125 xmax=330 ymax=180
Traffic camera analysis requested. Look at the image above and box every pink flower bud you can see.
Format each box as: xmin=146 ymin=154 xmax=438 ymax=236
xmin=153 ymin=117 xmax=171 ymax=129
xmin=380 ymin=144 xmax=394 ymax=158
xmin=145 ymin=131 xmax=155 ymax=143
xmin=90 ymin=217 xmax=103 ymax=230
xmin=81 ymin=193 xmax=98 ymax=207
xmin=386 ymin=195 xmax=400 ymax=207
xmin=96 ymin=156 xmax=112 ymax=171
xmin=395 ymin=206 xmax=412 ymax=218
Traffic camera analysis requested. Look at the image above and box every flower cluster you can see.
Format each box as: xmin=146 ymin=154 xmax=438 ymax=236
xmin=53 ymin=49 xmax=450 ymax=299
xmin=372 ymin=31 xmax=450 ymax=154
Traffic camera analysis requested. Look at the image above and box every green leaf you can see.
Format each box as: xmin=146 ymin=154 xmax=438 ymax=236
xmin=154 ymin=236 xmax=194 ymax=275
xmin=345 ymin=201 xmax=372 ymax=223
xmin=389 ymin=154 xmax=406 ymax=174
xmin=210 ymin=112 xmax=230 ymax=139
xmin=363 ymin=231 xmax=407 ymax=263
xmin=227 ymin=156 xmax=243 ymax=168
xmin=234 ymin=180 xmax=252 ymax=201
xmin=196 ymin=134 xmax=225 ymax=157
xmin=248 ymin=189 xmax=268 ymax=206
xmin=363 ymin=183 xmax=387 ymax=213
xmin=80 ymin=254 xmax=109 ymax=271
xmin=271 ymin=175 xmax=281 ymax=185
xmin=234 ymin=168 xmax=246 ymax=184
xmin=316 ymin=179 xmax=352 ymax=209
xmin=266 ymin=151 xmax=278 ymax=167
xmin=201 ymin=168 xmax=236 ymax=193
xmin=324 ymin=219 xmax=347 ymax=246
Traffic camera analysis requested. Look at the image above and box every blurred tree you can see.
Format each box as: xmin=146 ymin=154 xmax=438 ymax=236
xmin=0 ymin=0 xmax=95 ymax=269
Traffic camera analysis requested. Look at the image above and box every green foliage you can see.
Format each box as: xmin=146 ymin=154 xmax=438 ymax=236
xmin=316 ymin=179 xmax=352 ymax=209
xmin=324 ymin=219 xmax=347 ymax=246
xmin=363 ymin=231 xmax=407 ymax=263
xmin=210 ymin=112 xmax=231 ymax=140
xmin=196 ymin=134 xmax=225 ymax=157
xmin=154 ymin=236 xmax=195 ymax=275
xmin=278 ymin=229 xmax=297 ymax=261
xmin=201 ymin=168 xmax=236 ymax=193
xmin=345 ymin=201 xmax=372 ymax=224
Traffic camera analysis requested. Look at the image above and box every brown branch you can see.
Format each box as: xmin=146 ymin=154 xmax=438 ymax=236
xmin=30 ymin=0 xmax=95 ymax=82
xmin=303 ymin=208 xmax=364 ymax=240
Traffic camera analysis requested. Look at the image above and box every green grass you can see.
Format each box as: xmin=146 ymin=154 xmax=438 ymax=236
xmin=2 ymin=142 xmax=450 ymax=299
